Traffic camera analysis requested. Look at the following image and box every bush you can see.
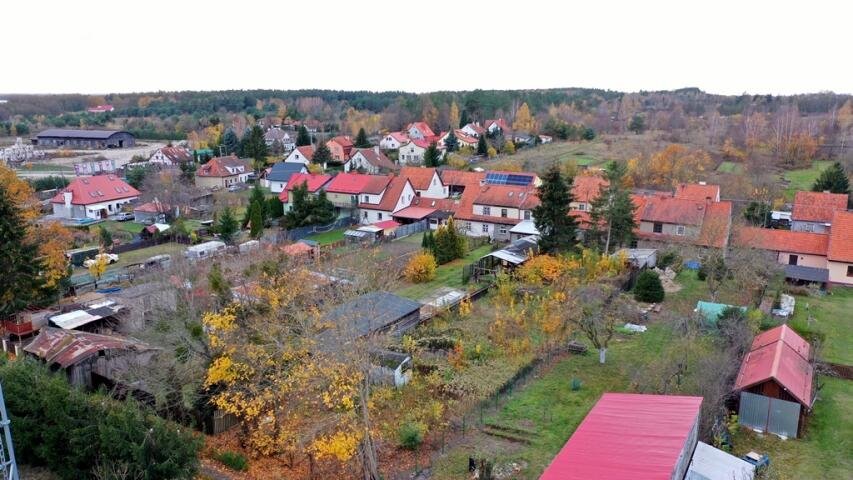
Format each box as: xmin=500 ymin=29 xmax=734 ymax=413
xmin=0 ymin=358 xmax=202 ymax=480
xmin=398 ymin=422 xmax=425 ymax=450
xmin=657 ymin=250 xmax=683 ymax=271
xmin=415 ymin=336 xmax=457 ymax=350
xmin=404 ymin=252 xmax=437 ymax=283
xmin=634 ymin=269 xmax=665 ymax=303
xmin=215 ymin=451 xmax=249 ymax=471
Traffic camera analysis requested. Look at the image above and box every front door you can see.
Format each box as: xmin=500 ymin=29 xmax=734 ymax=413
xmin=788 ymin=254 xmax=798 ymax=265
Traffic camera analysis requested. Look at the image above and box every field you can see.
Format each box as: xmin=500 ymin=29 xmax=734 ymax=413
xmin=717 ymin=161 xmax=744 ymax=174
xmin=788 ymin=288 xmax=853 ymax=365
xmin=305 ymin=227 xmax=348 ymax=245
xmin=782 ymin=160 xmax=832 ymax=200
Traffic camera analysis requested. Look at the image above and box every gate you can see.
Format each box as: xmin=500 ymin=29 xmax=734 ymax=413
xmin=739 ymin=392 xmax=800 ymax=437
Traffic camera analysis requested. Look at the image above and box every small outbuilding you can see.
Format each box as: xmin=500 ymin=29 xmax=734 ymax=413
xmin=540 ymin=393 xmax=703 ymax=480
xmin=322 ymin=291 xmax=421 ymax=338
xmin=686 ymin=441 xmax=755 ymax=480
xmin=733 ymin=325 xmax=814 ymax=438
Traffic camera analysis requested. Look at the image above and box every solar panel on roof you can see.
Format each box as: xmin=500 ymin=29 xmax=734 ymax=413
xmin=484 ymin=172 xmax=533 ymax=186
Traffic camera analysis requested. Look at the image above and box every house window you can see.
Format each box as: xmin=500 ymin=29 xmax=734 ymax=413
xmin=499 ymin=226 xmax=507 ymax=234
xmin=363 ymin=211 xmax=368 ymax=219
xmin=577 ymin=203 xmax=586 ymax=211
xmin=803 ymin=223 xmax=814 ymax=232
xmin=653 ymin=222 xmax=663 ymax=233
xmin=847 ymin=265 xmax=853 ymax=277
xmin=482 ymin=223 xmax=489 ymax=232
xmin=501 ymin=208 xmax=508 ymax=218
xmin=482 ymin=206 xmax=491 ymax=215
xmin=464 ymin=222 xmax=471 ymax=231
xmin=524 ymin=210 xmax=531 ymax=220
xmin=675 ymin=225 xmax=686 ymax=236
xmin=789 ymin=255 xmax=798 ymax=266
xmin=378 ymin=212 xmax=383 ymax=220
xmin=363 ymin=195 xmax=369 ymax=202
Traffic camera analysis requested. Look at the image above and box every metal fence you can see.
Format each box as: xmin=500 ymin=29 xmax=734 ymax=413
xmin=739 ymin=392 xmax=800 ymax=437
xmin=391 ymin=220 xmax=428 ymax=239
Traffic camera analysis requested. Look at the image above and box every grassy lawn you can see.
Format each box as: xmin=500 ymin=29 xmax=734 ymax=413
xmin=92 ymin=220 xmax=145 ymax=236
xmin=305 ymin=227 xmax=348 ymax=245
xmin=732 ymin=376 xmax=852 ymax=480
xmin=16 ymin=163 xmax=75 ymax=172
xmin=783 ymin=160 xmax=832 ymax=201
xmin=717 ymin=161 xmax=744 ymax=174
xmin=395 ymin=244 xmax=493 ymax=300
xmin=788 ymin=288 xmax=853 ymax=365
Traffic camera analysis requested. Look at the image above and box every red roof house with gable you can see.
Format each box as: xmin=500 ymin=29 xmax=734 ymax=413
xmin=632 ymin=185 xmax=733 ymax=249
xmin=284 ymin=145 xmax=315 ymax=167
xmin=51 ymin=175 xmax=139 ymax=219
xmin=195 ymin=155 xmax=251 ymax=189
xmin=791 ymin=191 xmax=848 ymax=234
xmin=278 ymin=173 xmax=332 ymax=205
xmin=406 ymin=122 xmax=436 ymax=141
xmin=326 ymin=135 xmax=354 ymax=162
xmin=358 ymin=176 xmax=416 ymax=224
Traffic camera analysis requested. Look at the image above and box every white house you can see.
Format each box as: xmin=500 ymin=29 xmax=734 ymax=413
xmin=346 ymin=147 xmax=398 ymax=174
xmin=460 ymin=122 xmax=486 ymax=138
xmin=264 ymin=128 xmax=294 ymax=151
xmin=148 ymin=146 xmax=192 ymax=166
xmin=358 ymin=177 xmax=416 ymax=224
xmin=284 ymin=145 xmax=315 ymax=167
xmin=406 ymin=122 xmax=436 ymax=140
xmin=50 ymin=175 xmax=140 ymax=220
xmin=400 ymin=166 xmax=448 ymax=198
xmin=397 ymin=139 xmax=443 ymax=166
xmin=379 ymin=131 xmax=409 ymax=150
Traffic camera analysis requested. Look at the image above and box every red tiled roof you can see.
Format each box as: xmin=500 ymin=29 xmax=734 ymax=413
xmin=50 ymin=175 xmax=139 ymax=205
xmin=827 ymin=210 xmax=853 ymax=262
xmin=674 ymin=183 xmax=720 ymax=202
xmin=735 ymin=227 xmax=829 ymax=256
xmin=291 ymin=145 xmax=315 ymax=161
xmin=412 ymin=196 xmax=461 ymax=213
xmin=448 ymin=129 xmax=478 ymax=145
xmin=407 ymin=138 xmax=434 ymax=149
xmin=133 ymin=201 xmax=170 ymax=213
xmin=388 ymin=131 xmax=410 ymax=143
xmin=360 ymin=177 xmax=412 ymax=212
xmin=350 ymin=148 xmax=398 ymax=171
xmin=440 ymin=169 xmax=485 ymax=187
xmin=325 ymin=172 xmax=382 ymax=195
xmin=791 ymin=191 xmax=848 ymax=223
xmin=278 ymin=173 xmax=332 ymax=202
xmin=637 ymin=194 xmax=707 ymax=225
xmin=361 ymin=175 xmax=394 ymax=195
xmin=485 ymin=118 xmax=510 ymax=132
xmin=696 ymin=201 xmax=732 ymax=248
xmin=400 ymin=166 xmax=439 ymax=190
xmin=407 ymin=122 xmax=435 ymax=138
xmin=734 ymin=325 xmax=814 ymax=407
xmin=372 ymin=220 xmax=401 ymax=230
xmin=572 ymin=175 xmax=608 ymax=204
xmin=196 ymin=155 xmax=250 ymax=177
xmin=463 ymin=122 xmax=486 ymax=135
xmin=472 ymin=184 xmax=539 ymax=209
xmin=330 ymin=135 xmax=353 ymax=148
xmin=392 ymin=206 xmax=436 ymax=220
xmin=155 ymin=147 xmax=192 ymax=163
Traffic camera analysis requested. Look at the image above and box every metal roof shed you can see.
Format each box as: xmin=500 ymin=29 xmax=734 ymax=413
xmin=686 ymin=441 xmax=755 ymax=480
xmin=540 ymin=393 xmax=702 ymax=480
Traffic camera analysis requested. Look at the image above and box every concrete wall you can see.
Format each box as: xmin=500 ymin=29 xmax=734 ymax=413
xmin=828 ymin=261 xmax=853 ymax=285
xmin=775 ymin=252 xmax=827 ymax=268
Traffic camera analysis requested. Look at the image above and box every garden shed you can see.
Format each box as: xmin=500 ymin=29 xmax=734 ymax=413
xmin=733 ymin=325 xmax=814 ymax=438
xmin=322 ymin=291 xmax=421 ymax=338
xmin=540 ymin=393 xmax=702 ymax=480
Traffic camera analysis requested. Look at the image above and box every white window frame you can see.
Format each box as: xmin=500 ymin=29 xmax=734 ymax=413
xmin=481 ymin=223 xmax=489 ymax=233
xmin=675 ymin=225 xmax=686 ymax=236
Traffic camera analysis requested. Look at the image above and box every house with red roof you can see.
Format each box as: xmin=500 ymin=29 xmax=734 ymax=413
xmin=345 ymin=147 xmax=398 ymax=175
xmin=324 ymin=172 xmax=387 ymax=218
xmin=148 ymin=146 xmax=193 ymax=166
xmin=674 ymin=182 xmax=721 ymax=202
xmin=460 ymin=122 xmax=486 ymax=138
xmin=791 ymin=191 xmax=848 ymax=234
xmin=541 ymin=393 xmax=703 ymax=480
xmin=326 ymin=135 xmax=354 ymax=162
xmin=379 ymin=131 xmax=409 ymax=150
xmin=733 ymin=325 xmax=814 ymax=437
xmin=284 ymin=145 xmax=315 ymax=167
xmin=439 ymin=129 xmax=478 ymax=150
xmin=278 ymin=173 xmax=332 ymax=211
xmin=440 ymin=169 xmax=486 ymax=196
xmin=51 ymin=175 xmax=139 ymax=219
xmin=735 ymin=210 xmax=853 ymax=286
xmin=484 ymin=118 xmax=510 ymax=134
xmin=398 ymin=138 xmax=443 ymax=166
xmin=454 ymin=184 xmax=540 ymax=241
xmin=399 ymin=166 xmax=448 ymax=199
xmin=632 ymin=185 xmax=733 ymax=249
xmin=405 ymin=122 xmax=436 ymax=141
xmin=570 ymin=174 xmax=609 ymax=213
xmin=195 ymin=155 xmax=251 ymax=189
xmin=358 ymin=176 xmax=416 ymax=224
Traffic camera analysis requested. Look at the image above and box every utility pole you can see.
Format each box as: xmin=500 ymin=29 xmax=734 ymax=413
xmin=0 ymin=383 xmax=19 ymax=480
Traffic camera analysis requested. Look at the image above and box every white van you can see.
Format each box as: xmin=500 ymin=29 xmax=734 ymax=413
xmin=238 ymin=240 xmax=260 ymax=253
xmin=185 ymin=241 xmax=227 ymax=260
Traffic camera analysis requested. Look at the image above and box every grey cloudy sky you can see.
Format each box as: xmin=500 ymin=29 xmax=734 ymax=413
xmin=2 ymin=0 xmax=849 ymax=95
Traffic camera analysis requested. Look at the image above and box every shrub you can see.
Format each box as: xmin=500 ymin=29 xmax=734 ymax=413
xmin=215 ymin=451 xmax=249 ymax=471
xmin=404 ymin=252 xmax=437 ymax=283
xmin=415 ymin=336 xmax=457 ymax=350
xmin=657 ymin=250 xmax=683 ymax=271
xmin=634 ymin=269 xmax=665 ymax=303
xmin=398 ymin=422 xmax=425 ymax=450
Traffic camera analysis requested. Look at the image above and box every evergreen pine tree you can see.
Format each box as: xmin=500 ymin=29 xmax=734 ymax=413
xmin=812 ymin=162 xmax=850 ymax=194
xmin=312 ymin=141 xmax=333 ymax=164
xmin=284 ymin=182 xmax=310 ymax=229
xmin=99 ymin=225 xmax=113 ymax=249
xmin=296 ymin=125 xmax=312 ymax=146
xmin=476 ymin=135 xmax=488 ymax=156
xmin=634 ymin=270 xmax=665 ymax=303
xmin=249 ymin=202 xmax=264 ymax=239
xmin=354 ymin=128 xmax=371 ymax=148
xmin=217 ymin=206 xmax=239 ymax=244
xmin=0 ymin=184 xmax=46 ymax=316
xmin=532 ymin=164 xmax=577 ymax=253
xmin=423 ymin=142 xmax=442 ymax=167
xmin=588 ymin=162 xmax=637 ymax=253
xmin=310 ymin=190 xmax=336 ymax=226
xmin=459 ymin=110 xmax=470 ymax=129
xmin=242 ymin=125 xmax=269 ymax=171
xmin=222 ymin=129 xmax=240 ymax=155
xmin=444 ymin=131 xmax=459 ymax=152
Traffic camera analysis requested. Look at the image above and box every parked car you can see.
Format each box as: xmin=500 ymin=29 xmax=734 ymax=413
xmin=82 ymin=253 xmax=119 ymax=267
xmin=227 ymin=184 xmax=242 ymax=192
xmin=114 ymin=212 xmax=133 ymax=221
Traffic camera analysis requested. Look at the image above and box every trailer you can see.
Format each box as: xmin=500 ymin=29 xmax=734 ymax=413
xmin=184 ymin=241 xmax=227 ymax=260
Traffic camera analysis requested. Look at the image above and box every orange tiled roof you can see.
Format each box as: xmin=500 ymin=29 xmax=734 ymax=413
xmin=827 ymin=210 xmax=853 ymax=262
xmin=792 ymin=191 xmax=848 ymax=223
xmin=636 ymin=194 xmax=707 ymax=226
xmin=735 ymin=226 xmax=829 ymax=256
xmin=696 ymin=201 xmax=732 ymax=248
xmin=50 ymin=175 xmax=139 ymax=205
xmin=360 ymin=177 xmax=411 ymax=212
xmin=196 ymin=155 xmax=250 ymax=178
xmin=400 ymin=166 xmax=439 ymax=190
xmin=572 ymin=175 xmax=608 ymax=204
xmin=674 ymin=183 xmax=720 ymax=202
xmin=440 ymin=169 xmax=485 ymax=187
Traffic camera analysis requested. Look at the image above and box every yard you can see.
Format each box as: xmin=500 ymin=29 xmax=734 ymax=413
xmin=305 ymin=227 xmax=348 ymax=245
xmin=395 ymin=244 xmax=493 ymax=300
xmin=782 ymin=160 xmax=832 ymax=201
xmin=788 ymin=288 xmax=853 ymax=365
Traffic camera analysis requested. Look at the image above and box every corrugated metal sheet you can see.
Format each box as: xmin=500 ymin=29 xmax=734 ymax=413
xmin=738 ymin=392 xmax=800 ymax=438
xmin=739 ymin=392 xmax=770 ymax=431
xmin=23 ymin=327 xmax=152 ymax=368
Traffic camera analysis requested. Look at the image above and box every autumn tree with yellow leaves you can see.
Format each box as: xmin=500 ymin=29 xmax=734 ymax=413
xmin=513 ymin=102 xmax=535 ymax=133
xmin=627 ymin=144 xmax=713 ymax=189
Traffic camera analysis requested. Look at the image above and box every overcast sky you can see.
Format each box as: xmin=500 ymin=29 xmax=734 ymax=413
xmin=2 ymin=0 xmax=849 ymax=96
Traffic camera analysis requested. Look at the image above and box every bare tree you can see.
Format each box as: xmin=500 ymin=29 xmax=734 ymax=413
xmin=566 ymin=284 xmax=634 ymax=364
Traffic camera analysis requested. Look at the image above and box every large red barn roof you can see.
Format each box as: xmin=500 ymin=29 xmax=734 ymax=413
xmin=540 ymin=393 xmax=702 ymax=480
